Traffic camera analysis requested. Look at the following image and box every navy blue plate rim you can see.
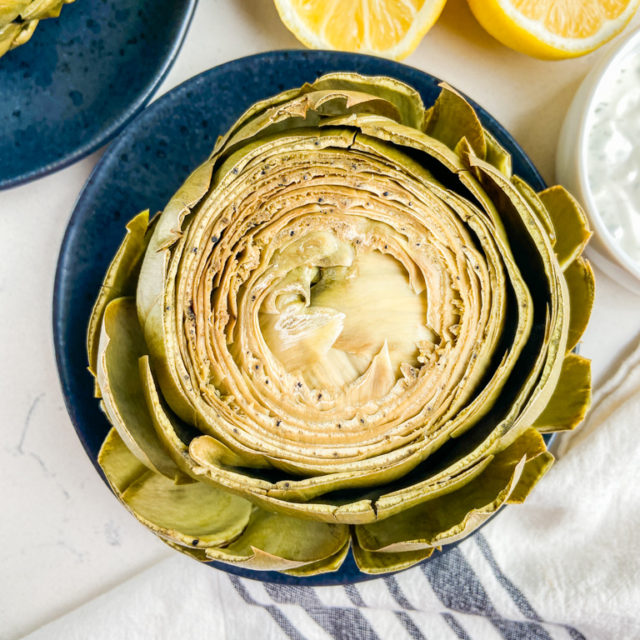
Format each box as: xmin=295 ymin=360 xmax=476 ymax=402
xmin=0 ymin=0 xmax=197 ymax=190
xmin=53 ymin=49 xmax=547 ymax=586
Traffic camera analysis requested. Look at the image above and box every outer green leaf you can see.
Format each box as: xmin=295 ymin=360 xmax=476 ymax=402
xmin=98 ymin=427 xmax=147 ymax=494
xmin=511 ymin=176 xmax=556 ymax=245
xmin=204 ymin=509 xmax=350 ymax=571
xmin=98 ymin=428 xmax=252 ymax=549
xmin=352 ymin=538 xmax=434 ymax=575
xmin=564 ymin=257 xmax=595 ymax=352
xmin=136 ymin=161 xmax=215 ymax=425
xmin=87 ymin=210 xmax=152 ymax=384
xmin=121 ymin=471 xmax=252 ymax=548
xmin=284 ymin=541 xmax=351 ymax=577
xmin=538 ymin=186 xmax=592 ymax=269
xmin=533 ymin=353 xmax=592 ymax=432
xmin=310 ymin=72 xmax=426 ymax=129
xmin=464 ymin=152 xmax=570 ymax=431
xmin=355 ymin=429 xmax=549 ymax=553
xmin=97 ymin=297 xmax=186 ymax=481
xmin=139 ymin=355 xmax=199 ymax=478
xmin=506 ymin=450 xmax=554 ymax=503
xmin=424 ymin=83 xmax=486 ymax=158
xmin=161 ymin=538 xmax=209 ymax=562
xmin=484 ymin=129 xmax=512 ymax=177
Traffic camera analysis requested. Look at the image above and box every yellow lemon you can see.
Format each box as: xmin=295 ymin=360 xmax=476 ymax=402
xmin=273 ymin=0 xmax=448 ymax=60
xmin=466 ymin=0 xmax=640 ymax=59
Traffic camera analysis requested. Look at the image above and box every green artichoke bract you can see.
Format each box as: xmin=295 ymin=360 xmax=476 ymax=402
xmin=88 ymin=73 xmax=595 ymax=576
xmin=0 ymin=0 xmax=75 ymax=58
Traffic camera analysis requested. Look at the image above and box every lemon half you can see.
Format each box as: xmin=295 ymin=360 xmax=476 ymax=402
xmin=467 ymin=0 xmax=640 ymax=59
xmin=274 ymin=0 xmax=448 ymax=60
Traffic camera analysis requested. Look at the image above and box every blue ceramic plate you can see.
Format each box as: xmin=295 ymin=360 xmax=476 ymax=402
xmin=54 ymin=50 xmax=546 ymax=586
xmin=0 ymin=0 xmax=196 ymax=189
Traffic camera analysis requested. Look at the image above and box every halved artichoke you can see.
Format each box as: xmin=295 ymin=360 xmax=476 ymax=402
xmin=0 ymin=0 xmax=75 ymax=58
xmin=87 ymin=73 xmax=594 ymax=576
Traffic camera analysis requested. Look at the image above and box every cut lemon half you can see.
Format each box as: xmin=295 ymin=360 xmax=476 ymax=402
xmin=273 ymin=0 xmax=448 ymax=60
xmin=467 ymin=0 xmax=640 ymax=59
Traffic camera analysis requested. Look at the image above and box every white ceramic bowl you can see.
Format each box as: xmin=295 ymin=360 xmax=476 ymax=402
xmin=556 ymin=27 xmax=640 ymax=295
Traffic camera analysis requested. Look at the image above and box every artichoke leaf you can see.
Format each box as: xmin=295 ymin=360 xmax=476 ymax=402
xmin=355 ymin=428 xmax=549 ymax=553
xmin=97 ymin=297 xmax=186 ymax=482
xmin=21 ymin=0 xmax=71 ymax=20
xmin=564 ymin=257 xmax=595 ymax=352
xmin=483 ymin=129 xmax=512 ymax=177
xmin=352 ymin=537 xmax=434 ymax=575
xmin=190 ymin=435 xmax=376 ymax=522
xmin=463 ymin=152 xmax=570 ymax=429
xmin=139 ymin=355 xmax=199 ymax=478
xmin=511 ymin=176 xmax=556 ymax=245
xmin=98 ymin=428 xmax=252 ymax=549
xmin=213 ymin=72 xmax=426 ymax=160
xmin=310 ymin=72 xmax=427 ymax=129
xmin=136 ymin=160 xmax=215 ymax=425
xmin=136 ymin=158 xmax=215 ymax=323
xmin=220 ymin=90 xmax=402 ymax=156
xmin=98 ymin=427 xmax=148 ymax=494
xmin=192 ymin=429 xmax=495 ymax=524
xmin=538 ymin=186 xmax=592 ymax=269
xmin=0 ymin=20 xmax=36 ymax=55
xmin=0 ymin=1 xmax=31 ymax=23
xmin=211 ymin=88 xmax=308 ymax=157
xmin=161 ymin=538 xmax=209 ymax=562
xmin=506 ymin=449 xmax=554 ymax=503
xmin=533 ymin=353 xmax=591 ymax=432
xmin=204 ymin=509 xmax=350 ymax=571
xmin=87 ymin=210 xmax=153 ymax=384
xmin=424 ymin=83 xmax=487 ymax=159
xmin=284 ymin=540 xmax=351 ymax=577
xmin=456 ymin=169 xmax=510 ymax=245
xmin=327 ymin=112 xmax=467 ymax=175
xmin=372 ymin=453 xmax=494 ymax=520
xmin=121 ymin=471 xmax=252 ymax=548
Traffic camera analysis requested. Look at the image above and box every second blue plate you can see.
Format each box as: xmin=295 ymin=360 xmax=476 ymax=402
xmin=0 ymin=0 xmax=196 ymax=189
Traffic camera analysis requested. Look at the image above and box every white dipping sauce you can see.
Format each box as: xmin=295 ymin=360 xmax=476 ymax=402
xmin=585 ymin=49 xmax=640 ymax=268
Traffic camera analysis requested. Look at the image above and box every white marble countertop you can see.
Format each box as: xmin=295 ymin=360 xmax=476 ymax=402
xmin=1 ymin=1 xmax=639 ymax=637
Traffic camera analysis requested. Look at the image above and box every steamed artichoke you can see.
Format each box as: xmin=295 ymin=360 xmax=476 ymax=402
xmin=88 ymin=73 xmax=594 ymax=576
xmin=0 ymin=0 xmax=75 ymax=58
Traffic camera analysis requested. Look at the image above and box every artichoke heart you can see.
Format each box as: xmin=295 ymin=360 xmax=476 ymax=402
xmin=88 ymin=72 xmax=594 ymax=576
xmin=0 ymin=0 xmax=75 ymax=58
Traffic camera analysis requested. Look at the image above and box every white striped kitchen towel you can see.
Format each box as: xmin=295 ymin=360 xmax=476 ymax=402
xmin=24 ymin=336 xmax=640 ymax=640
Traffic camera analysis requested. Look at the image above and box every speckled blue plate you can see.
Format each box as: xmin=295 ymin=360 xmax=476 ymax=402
xmin=0 ymin=0 xmax=196 ymax=190
xmin=54 ymin=50 xmax=546 ymax=586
